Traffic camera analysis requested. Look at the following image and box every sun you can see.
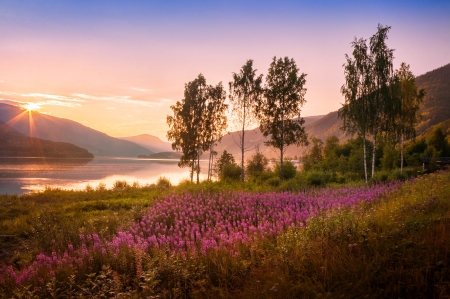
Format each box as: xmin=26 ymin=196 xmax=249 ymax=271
xmin=22 ymin=102 xmax=41 ymax=111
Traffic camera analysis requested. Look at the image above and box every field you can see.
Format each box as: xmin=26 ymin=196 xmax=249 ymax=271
xmin=1 ymin=172 xmax=449 ymax=298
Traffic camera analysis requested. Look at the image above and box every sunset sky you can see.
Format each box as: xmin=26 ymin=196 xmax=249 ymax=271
xmin=1 ymin=0 xmax=449 ymax=141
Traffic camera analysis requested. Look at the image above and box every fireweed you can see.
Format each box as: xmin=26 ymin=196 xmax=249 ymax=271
xmin=1 ymin=182 xmax=401 ymax=286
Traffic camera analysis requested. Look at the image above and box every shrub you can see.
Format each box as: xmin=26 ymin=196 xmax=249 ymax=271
xmin=246 ymin=152 xmax=269 ymax=178
xmin=371 ymin=171 xmax=389 ymax=183
xmin=265 ymin=176 xmax=280 ymax=187
xmin=221 ymin=163 xmax=242 ymax=181
xmin=305 ymin=171 xmax=328 ymax=186
xmin=274 ymin=161 xmax=297 ymax=180
xmin=156 ymin=176 xmax=172 ymax=191
xmin=113 ymin=180 xmax=130 ymax=191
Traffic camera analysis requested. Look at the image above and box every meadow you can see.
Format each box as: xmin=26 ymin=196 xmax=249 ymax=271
xmin=0 ymin=172 xmax=449 ymax=298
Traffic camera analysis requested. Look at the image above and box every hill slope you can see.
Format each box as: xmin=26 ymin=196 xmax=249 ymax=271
xmin=0 ymin=103 xmax=152 ymax=157
xmin=0 ymin=121 xmax=94 ymax=158
xmin=415 ymin=63 xmax=450 ymax=133
xmin=119 ymin=134 xmax=172 ymax=153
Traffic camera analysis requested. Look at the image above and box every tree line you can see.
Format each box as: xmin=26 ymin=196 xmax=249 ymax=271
xmin=167 ymin=24 xmax=426 ymax=184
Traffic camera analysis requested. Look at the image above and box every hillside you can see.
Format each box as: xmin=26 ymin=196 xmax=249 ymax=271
xmin=120 ymin=134 xmax=172 ymax=153
xmin=214 ymin=115 xmax=326 ymax=159
xmin=0 ymin=103 xmax=152 ymax=157
xmin=0 ymin=121 xmax=94 ymax=158
xmin=415 ymin=63 xmax=450 ymax=133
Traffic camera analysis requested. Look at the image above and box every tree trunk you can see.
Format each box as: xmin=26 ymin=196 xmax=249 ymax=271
xmin=363 ymin=134 xmax=368 ymax=184
xmin=241 ymin=119 xmax=245 ymax=182
xmin=196 ymin=152 xmax=200 ymax=184
xmin=190 ymin=157 xmax=194 ymax=183
xmin=280 ymin=112 xmax=284 ymax=180
xmin=241 ymin=101 xmax=246 ymax=182
xmin=400 ymin=133 xmax=404 ymax=174
xmin=372 ymin=131 xmax=377 ymax=178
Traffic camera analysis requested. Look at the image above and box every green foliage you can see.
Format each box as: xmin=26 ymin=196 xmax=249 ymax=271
xmin=214 ymin=150 xmax=236 ymax=177
xmin=221 ymin=163 xmax=242 ymax=181
xmin=167 ymin=74 xmax=228 ymax=183
xmin=274 ymin=161 xmax=297 ymax=180
xmin=305 ymin=171 xmax=330 ymax=186
xmin=380 ymin=143 xmax=398 ymax=171
xmin=257 ymin=56 xmax=308 ymax=180
xmin=427 ymin=126 xmax=450 ymax=156
xmin=245 ymin=151 xmax=269 ymax=178
xmin=229 ymin=60 xmax=263 ymax=181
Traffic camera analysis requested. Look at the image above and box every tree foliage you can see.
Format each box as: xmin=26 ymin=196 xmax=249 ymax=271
xmin=229 ymin=60 xmax=263 ymax=181
xmin=256 ymin=56 xmax=308 ymax=180
xmin=167 ymin=74 xmax=227 ymax=183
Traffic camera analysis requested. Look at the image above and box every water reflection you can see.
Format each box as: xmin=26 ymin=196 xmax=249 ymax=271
xmin=0 ymin=157 xmax=208 ymax=195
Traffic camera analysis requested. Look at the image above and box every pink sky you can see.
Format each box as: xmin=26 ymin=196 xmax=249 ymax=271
xmin=1 ymin=1 xmax=449 ymax=141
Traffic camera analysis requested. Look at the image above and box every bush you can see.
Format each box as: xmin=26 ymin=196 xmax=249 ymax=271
xmin=389 ymin=169 xmax=408 ymax=181
xmin=265 ymin=176 xmax=280 ymax=187
xmin=274 ymin=161 xmax=297 ymax=180
xmin=305 ymin=171 xmax=328 ymax=186
xmin=156 ymin=176 xmax=172 ymax=191
xmin=221 ymin=163 xmax=242 ymax=181
xmin=246 ymin=152 xmax=269 ymax=178
xmin=371 ymin=171 xmax=389 ymax=183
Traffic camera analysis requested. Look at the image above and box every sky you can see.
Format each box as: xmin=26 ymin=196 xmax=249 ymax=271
xmin=1 ymin=0 xmax=449 ymax=141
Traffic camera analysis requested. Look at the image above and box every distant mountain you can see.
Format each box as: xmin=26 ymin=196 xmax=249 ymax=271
xmin=0 ymin=121 xmax=94 ymax=158
xmin=138 ymin=151 xmax=182 ymax=159
xmin=213 ymin=115 xmax=327 ymax=159
xmin=0 ymin=103 xmax=152 ymax=157
xmin=119 ymin=134 xmax=173 ymax=153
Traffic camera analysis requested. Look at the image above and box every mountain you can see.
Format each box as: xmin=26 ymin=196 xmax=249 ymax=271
xmin=0 ymin=121 xmax=94 ymax=158
xmin=0 ymin=103 xmax=152 ymax=157
xmin=119 ymin=134 xmax=173 ymax=153
xmin=415 ymin=63 xmax=450 ymax=134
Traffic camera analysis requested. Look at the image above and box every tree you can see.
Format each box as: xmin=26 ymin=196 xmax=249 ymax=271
xmin=245 ymin=150 xmax=269 ymax=178
xmin=340 ymin=24 xmax=395 ymax=182
xmin=229 ymin=60 xmax=263 ymax=181
xmin=392 ymin=62 xmax=425 ymax=173
xmin=214 ymin=150 xmax=236 ymax=178
xmin=302 ymin=137 xmax=323 ymax=172
xmin=167 ymin=75 xmax=207 ymax=183
xmin=322 ymin=136 xmax=340 ymax=171
xmin=167 ymin=75 xmax=227 ymax=184
xmin=369 ymin=24 xmax=395 ymax=178
xmin=204 ymin=82 xmax=228 ymax=181
xmin=339 ymin=37 xmax=372 ymax=183
xmin=256 ymin=56 xmax=308 ymax=180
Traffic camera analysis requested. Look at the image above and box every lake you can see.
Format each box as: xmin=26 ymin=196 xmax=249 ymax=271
xmin=0 ymin=157 xmax=209 ymax=195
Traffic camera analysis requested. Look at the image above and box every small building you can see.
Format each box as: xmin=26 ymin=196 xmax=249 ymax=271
xmin=422 ymin=157 xmax=450 ymax=171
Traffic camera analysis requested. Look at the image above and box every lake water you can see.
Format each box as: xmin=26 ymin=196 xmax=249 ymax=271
xmin=0 ymin=157 xmax=209 ymax=195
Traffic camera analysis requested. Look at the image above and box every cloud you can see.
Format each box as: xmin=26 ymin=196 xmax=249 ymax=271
xmin=72 ymin=93 xmax=166 ymax=107
xmin=21 ymin=93 xmax=85 ymax=103
xmin=106 ymin=107 xmax=116 ymax=110
xmin=0 ymin=80 xmax=4 ymax=83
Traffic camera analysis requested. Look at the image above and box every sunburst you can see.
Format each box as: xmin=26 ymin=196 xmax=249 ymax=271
xmin=22 ymin=102 xmax=41 ymax=111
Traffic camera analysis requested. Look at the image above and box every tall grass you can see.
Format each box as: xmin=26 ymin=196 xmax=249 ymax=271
xmin=1 ymin=172 xmax=449 ymax=298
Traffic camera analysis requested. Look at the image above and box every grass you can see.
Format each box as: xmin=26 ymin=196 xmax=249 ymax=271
xmin=0 ymin=171 xmax=449 ymax=298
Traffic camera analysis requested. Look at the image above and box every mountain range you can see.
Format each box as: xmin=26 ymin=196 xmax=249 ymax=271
xmin=0 ymin=62 xmax=448 ymax=159
xmin=119 ymin=134 xmax=173 ymax=153
xmin=0 ymin=121 xmax=93 ymax=158
xmin=0 ymin=104 xmax=152 ymax=157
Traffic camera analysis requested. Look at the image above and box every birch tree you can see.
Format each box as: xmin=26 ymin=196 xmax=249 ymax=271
xmin=256 ymin=56 xmax=308 ymax=180
xmin=229 ymin=60 xmax=263 ymax=181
